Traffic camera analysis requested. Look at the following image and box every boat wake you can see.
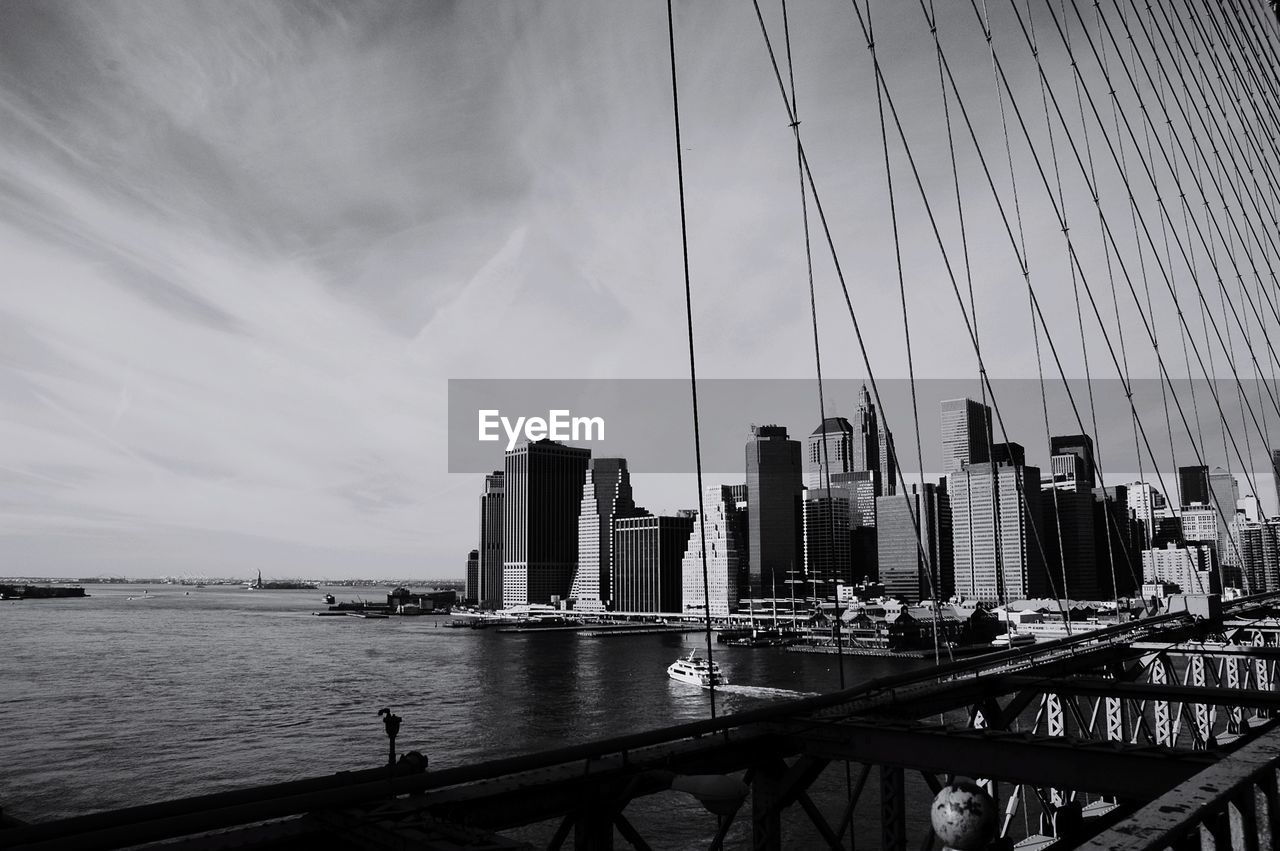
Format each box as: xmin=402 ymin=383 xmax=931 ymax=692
xmin=714 ymin=685 xmax=817 ymax=700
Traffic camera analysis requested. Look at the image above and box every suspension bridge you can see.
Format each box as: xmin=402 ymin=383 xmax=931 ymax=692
xmin=9 ymin=0 xmax=1280 ymax=846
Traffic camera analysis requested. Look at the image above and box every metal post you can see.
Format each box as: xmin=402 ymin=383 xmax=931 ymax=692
xmin=880 ymin=764 xmax=905 ymax=851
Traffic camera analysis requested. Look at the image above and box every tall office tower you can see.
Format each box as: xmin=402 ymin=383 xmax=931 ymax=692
xmin=502 ymin=439 xmax=592 ymax=607
xmin=1093 ymin=485 xmax=1144 ymax=599
xmin=850 ymin=384 xmax=896 ymax=496
xmin=465 ymin=549 xmax=480 ymax=604
xmin=1181 ymin=503 xmax=1219 ymax=549
xmin=991 ymin=442 xmax=1026 ymax=466
xmin=805 ymin=416 xmax=854 ymax=491
xmin=830 ymin=471 xmax=877 ymax=527
xmin=1152 ymin=516 xmax=1185 ymax=549
xmin=570 ymin=458 xmax=637 ymax=611
xmin=1142 ymin=542 xmax=1219 ymax=594
xmin=682 ymin=486 xmax=746 ymax=617
xmin=877 ymin=482 xmax=953 ymax=602
xmin=1179 ymin=465 xmax=1210 ymax=509
xmin=1273 ymin=449 xmax=1280 ymax=516
xmin=802 ymin=488 xmax=853 ymax=591
xmin=1208 ymin=467 xmax=1240 ymax=557
xmin=807 ymin=387 xmax=897 ymax=498
xmin=1040 ymin=486 xmax=1099 ymax=601
xmin=746 ymin=425 xmax=803 ymax=598
xmin=1223 ymin=516 xmax=1264 ymax=592
xmin=1043 ymin=453 xmax=1090 ymax=493
xmin=478 ymin=470 xmax=505 ymax=609
xmin=948 ymin=459 xmax=1046 ymax=604
xmin=1125 ymin=482 xmax=1167 ymax=547
xmin=941 ymin=398 xmax=993 ymax=474
xmin=1240 ymin=493 xmax=1263 ymax=523
xmin=1049 ymin=435 xmax=1097 ymax=490
xmin=1264 ymin=518 xmax=1280 ymax=593
xmin=612 ymin=514 xmax=695 ymax=613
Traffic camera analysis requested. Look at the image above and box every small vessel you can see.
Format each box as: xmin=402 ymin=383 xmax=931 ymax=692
xmin=667 ymin=652 xmax=727 ymax=688
xmin=990 ymin=632 xmax=1036 ymax=648
xmin=323 ymin=593 xmax=336 ymax=605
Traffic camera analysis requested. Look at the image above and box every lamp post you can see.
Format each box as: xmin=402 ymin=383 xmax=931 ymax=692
xmin=377 ymin=708 xmax=401 ymax=768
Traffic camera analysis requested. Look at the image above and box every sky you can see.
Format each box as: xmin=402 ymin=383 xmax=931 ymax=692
xmin=3 ymin=1 xmax=1279 ymax=579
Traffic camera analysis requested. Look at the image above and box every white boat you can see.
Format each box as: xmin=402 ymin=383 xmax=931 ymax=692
xmin=667 ymin=652 xmax=727 ymax=688
xmin=990 ymin=632 xmax=1037 ymax=648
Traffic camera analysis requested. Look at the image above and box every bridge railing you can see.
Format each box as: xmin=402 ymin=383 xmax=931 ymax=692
xmin=1079 ymin=724 xmax=1280 ymax=850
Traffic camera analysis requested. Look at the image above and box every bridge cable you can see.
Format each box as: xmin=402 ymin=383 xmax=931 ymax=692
xmin=1055 ymin=0 xmax=1270 ymax=587
xmin=864 ymin=0 xmax=951 ymax=661
xmin=748 ymin=0 xmax=951 ymax=679
xmin=664 ymin=0 xmax=718 ymax=719
xmin=1005 ymin=0 xmax=1262 ymax=588
xmin=924 ymin=0 xmax=1152 ymax=600
xmin=779 ymin=0 xmax=854 ymax=685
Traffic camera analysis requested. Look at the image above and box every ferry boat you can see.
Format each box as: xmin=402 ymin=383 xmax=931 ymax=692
xmin=990 ymin=632 xmax=1036 ymax=648
xmin=667 ymin=652 xmax=727 ymax=688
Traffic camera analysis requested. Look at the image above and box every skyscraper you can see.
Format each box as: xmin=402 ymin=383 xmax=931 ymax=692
xmin=1040 ymin=486 xmax=1098 ymax=601
xmin=613 ymin=514 xmax=695 ymax=613
xmin=570 ymin=458 xmax=637 ymax=611
xmin=1143 ymin=542 xmax=1218 ymax=594
xmin=682 ymin=486 xmax=747 ymax=617
xmin=941 ymin=398 xmax=992 ymax=474
xmin=746 ymin=425 xmax=803 ymax=598
xmin=1179 ymin=465 xmax=1210 ymax=509
xmin=805 ymin=416 xmax=854 ymax=491
xmin=949 ymin=459 xmax=1046 ymax=604
xmin=465 ymin=549 xmax=480 ymax=604
xmin=1124 ymin=481 xmax=1167 ymax=547
xmin=802 ymin=488 xmax=853 ymax=591
xmin=1208 ymin=467 xmax=1240 ymax=561
xmin=478 ymin=470 xmax=505 ymax=609
xmin=1049 ymin=434 xmax=1097 ymax=490
xmin=877 ymin=482 xmax=952 ymax=602
xmin=1273 ymin=449 xmax=1280 ymax=517
xmin=502 ymin=439 xmax=592 ymax=607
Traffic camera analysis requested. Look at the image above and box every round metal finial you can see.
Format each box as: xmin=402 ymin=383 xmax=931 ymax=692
xmin=930 ymin=777 xmax=997 ymax=851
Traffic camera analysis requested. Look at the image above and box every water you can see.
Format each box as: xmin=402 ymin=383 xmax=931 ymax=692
xmin=0 ymin=585 xmax=926 ymax=843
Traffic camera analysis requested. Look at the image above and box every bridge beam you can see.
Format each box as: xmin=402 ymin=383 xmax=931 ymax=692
xmin=778 ymin=720 xmax=1217 ymax=800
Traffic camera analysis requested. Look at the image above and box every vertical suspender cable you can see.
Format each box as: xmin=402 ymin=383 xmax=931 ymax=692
xmin=665 ymin=0 xmax=717 ymax=719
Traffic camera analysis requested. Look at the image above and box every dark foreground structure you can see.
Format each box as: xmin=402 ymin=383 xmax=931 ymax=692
xmin=7 ymin=592 xmax=1280 ymax=849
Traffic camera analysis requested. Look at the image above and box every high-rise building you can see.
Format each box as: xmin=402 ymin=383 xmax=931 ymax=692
xmin=949 ymin=459 xmax=1046 ymax=604
xmin=478 ymin=470 xmax=505 ymax=609
xmin=465 ymin=549 xmax=480 ymax=604
xmin=1125 ymin=482 xmax=1167 ymax=547
xmin=1273 ymin=449 xmax=1280 ymax=516
xmin=682 ymin=486 xmax=747 ymax=617
xmin=502 ymin=439 xmax=592 ymax=607
xmin=1093 ymin=486 xmax=1144 ymax=599
xmin=941 ymin=398 xmax=992 ymax=474
xmin=1208 ymin=467 xmax=1240 ymax=560
xmin=1223 ymin=515 xmax=1264 ymax=593
xmin=1040 ymin=486 xmax=1099 ymax=601
xmin=570 ymin=458 xmax=637 ymax=611
xmin=613 ymin=514 xmax=695 ymax=613
xmin=1264 ymin=518 xmax=1280 ymax=593
xmin=1179 ymin=465 xmax=1210 ymax=509
xmin=1142 ymin=542 xmax=1218 ymax=594
xmin=802 ymin=488 xmax=853 ymax=591
xmin=1049 ymin=435 xmax=1097 ymax=490
xmin=1181 ymin=503 xmax=1219 ymax=548
xmin=1043 ymin=453 xmax=1089 ymax=493
xmin=805 ymin=416 xmax=855 ymax=491
xmin=830 ymin=471 xmax=878 ymax=527
xmin=877 ymin=482 xmax=953 ymax=602
xmin=746 ymin=425 xmax=803 ymax=598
